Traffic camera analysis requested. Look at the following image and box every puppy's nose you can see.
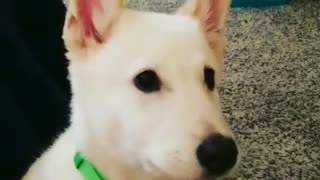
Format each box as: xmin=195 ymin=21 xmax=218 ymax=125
xmin=196 ymin=134 xmax=238 ymax=176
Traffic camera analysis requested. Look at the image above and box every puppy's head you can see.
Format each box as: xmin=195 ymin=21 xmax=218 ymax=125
xmin=64 ymin=0 xmax=239 ymax=179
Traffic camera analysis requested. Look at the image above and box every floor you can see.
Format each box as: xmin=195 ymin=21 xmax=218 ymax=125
xmin=127 ymin=0 xmax=320 ymax=179
xmin=222 ymin=0 xmax=320 ymax=179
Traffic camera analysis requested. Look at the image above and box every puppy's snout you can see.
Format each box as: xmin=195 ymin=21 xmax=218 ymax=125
xmin=196 ymin=134 xmax=238 ymax=176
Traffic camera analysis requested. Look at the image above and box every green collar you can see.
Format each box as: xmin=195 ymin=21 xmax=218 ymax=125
xmin=74 ymin=151 xmax=108 ymax=180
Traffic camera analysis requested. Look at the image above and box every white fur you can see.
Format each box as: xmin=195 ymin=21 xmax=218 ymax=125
xmin=23 ymin=4 xmax=239 ymax=180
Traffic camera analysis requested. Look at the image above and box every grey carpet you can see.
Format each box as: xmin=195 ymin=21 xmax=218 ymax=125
xmin=222 ymin=1 xmax=320 ymax=179
xmin=62 ymin=0 xmax=320 ymax=179
xmin=126 ymin=0 xmax=320 ymax=179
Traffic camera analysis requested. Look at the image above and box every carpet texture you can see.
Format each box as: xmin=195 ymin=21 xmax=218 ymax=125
xmin=126 ymin=0 xmax=320 ymax=179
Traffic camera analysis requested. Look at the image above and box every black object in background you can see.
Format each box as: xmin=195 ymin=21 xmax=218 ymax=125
xmin=0 ymin=0 xmax=71 ymax=179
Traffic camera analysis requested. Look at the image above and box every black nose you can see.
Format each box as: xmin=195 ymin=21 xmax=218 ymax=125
xmin=196 ymin=134 xmax=238 ymax=176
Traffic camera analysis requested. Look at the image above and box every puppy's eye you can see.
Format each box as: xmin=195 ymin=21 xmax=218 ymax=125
xmin=134 ymin=70 xmax=161 ymax=93
xmin=204 ymin=67 xmax=215 ymax=91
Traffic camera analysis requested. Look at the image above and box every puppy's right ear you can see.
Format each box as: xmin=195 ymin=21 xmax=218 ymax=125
xmin=177 ymin=0 xmax=230 ymax=50
xmin=63 ymin=0 xmax=124 ymax=57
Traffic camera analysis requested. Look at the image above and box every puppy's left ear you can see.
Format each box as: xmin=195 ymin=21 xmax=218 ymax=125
xmin=177 ymin=0 xmax=231 ymax=86
xmin=177 ymin=0 xmax=230 ymax=49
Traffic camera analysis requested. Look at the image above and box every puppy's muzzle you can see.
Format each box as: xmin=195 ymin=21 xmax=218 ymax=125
xmin=196 ymin=134 xmax=238 ymax=177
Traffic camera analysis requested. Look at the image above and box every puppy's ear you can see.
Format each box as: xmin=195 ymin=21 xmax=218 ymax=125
xmin=177 ymin=0 xmax=231 ymax=86
xmin=177 ymin=0 xmax=230 ymax=49
xmin=63 ymin=0 xmax=124 ymax=57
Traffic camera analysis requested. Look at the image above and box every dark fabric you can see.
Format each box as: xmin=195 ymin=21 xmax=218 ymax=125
xmin=0 ymin=0 xmax=71 ymax=179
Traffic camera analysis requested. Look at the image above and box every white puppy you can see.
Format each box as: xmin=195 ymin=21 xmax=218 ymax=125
xmin=23 ymin=0 xmax=240 ymax=179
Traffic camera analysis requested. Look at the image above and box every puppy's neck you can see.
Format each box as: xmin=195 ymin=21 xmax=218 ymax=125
xmin=73 ymin=130 xmax=151 ymax=180
xmin=70 ymin=109 xmax=149 ymax=180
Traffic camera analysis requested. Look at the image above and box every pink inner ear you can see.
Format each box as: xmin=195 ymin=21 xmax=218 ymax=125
xmin=204 ymin=0 xmax=226 ymax=33
xmin=78 ymin=0 xmax=103 ymax=43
